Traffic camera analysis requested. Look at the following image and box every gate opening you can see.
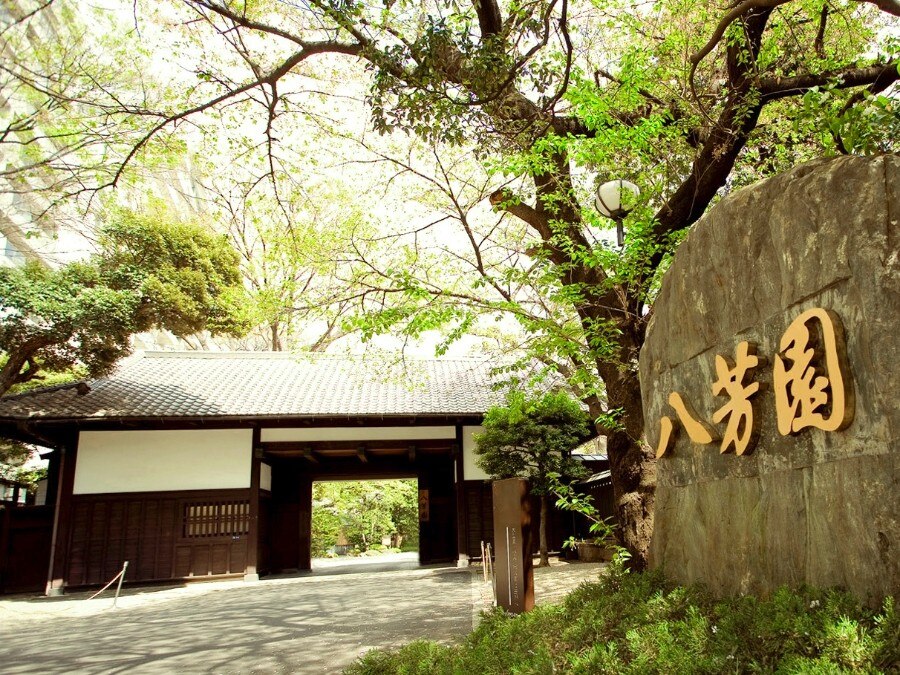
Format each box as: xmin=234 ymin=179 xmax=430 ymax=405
xmin=310 ymin=478 xmax=419 ymax=565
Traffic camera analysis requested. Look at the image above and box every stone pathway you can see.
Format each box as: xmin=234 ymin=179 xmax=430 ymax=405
xmin=0 ymin=555 xmax=606 ymax=674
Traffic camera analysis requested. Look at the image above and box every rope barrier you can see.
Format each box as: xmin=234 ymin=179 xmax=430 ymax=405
xmin=86 ymin=560 xmax=128 ymax=604
xmin=0 ymin=560 xmax=129 ymax=619
xmin=485 ymin=542 xmax=496 ymax=606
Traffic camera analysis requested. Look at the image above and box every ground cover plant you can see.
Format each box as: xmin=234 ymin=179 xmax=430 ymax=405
xmin=345 ymin=563 xmax=899 ymax=674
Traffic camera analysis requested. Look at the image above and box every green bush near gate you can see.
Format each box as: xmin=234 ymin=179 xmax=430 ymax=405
xmin=345 ymin=562 xmax=899 ymax=674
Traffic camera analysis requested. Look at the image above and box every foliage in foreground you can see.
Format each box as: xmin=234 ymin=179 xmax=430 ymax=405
xmin=346 ymin=565 xmax=899 ymax=674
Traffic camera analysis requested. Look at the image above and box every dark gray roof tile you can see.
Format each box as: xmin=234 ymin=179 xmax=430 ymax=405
xmin=0 ymin=352 xmax=506 ymax=421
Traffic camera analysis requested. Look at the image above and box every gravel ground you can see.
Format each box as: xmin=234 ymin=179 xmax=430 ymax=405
xmin=0 ymin=554 xmax=606 ymax=674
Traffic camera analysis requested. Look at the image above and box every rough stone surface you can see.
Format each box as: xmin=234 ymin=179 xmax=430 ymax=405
xmin=641 ymin=155 xmax=899 ymax=603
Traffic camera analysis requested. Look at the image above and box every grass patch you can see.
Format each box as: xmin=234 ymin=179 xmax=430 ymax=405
xmin=345 ymin=562 xmax=898 ymax=674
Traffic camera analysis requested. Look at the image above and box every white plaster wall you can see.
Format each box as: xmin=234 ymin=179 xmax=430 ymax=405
xmin=260 ymin=426 xmax=457 ymax=443
xmin=260 ymin=463 xmax=272 ymax=492
xmin=75 ymin=429 xmax=253 ymax=494
xmin=463 ymin=425 xmax=490 ymax=480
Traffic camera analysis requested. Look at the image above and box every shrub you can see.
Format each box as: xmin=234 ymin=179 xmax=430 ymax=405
xmin=345 ymin=564 xmax=898 ymax=674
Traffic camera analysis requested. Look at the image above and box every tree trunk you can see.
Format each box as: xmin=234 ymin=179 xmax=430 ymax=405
xmin=270 ymin=322 xmax=282 ymax=351
xmin=0 ymin=341 xmax=45 ymax=396
xmin=522 ymin=148 xmax=657 ymax=571
xmin=539 ymin=493 xmax=549 ymax=567
xmin=601 ymin=367 xmax=656 ymax=571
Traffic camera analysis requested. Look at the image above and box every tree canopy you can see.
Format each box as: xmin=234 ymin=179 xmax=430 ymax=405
xmin=0 ymin=205 xmax=246 ymax=395
xmin=311 ymin=479 xmax=419 ymax=556
xmin=476 ymin=390 xmax=591 ymax=564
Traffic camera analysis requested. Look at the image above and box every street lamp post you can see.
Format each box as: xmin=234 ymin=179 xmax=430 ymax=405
xmin=595 ymin=179 xmax=640 ymax=248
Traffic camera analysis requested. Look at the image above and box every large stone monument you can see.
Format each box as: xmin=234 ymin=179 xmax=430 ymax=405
xmin=641 ymin=155 xmax=898 ymax=603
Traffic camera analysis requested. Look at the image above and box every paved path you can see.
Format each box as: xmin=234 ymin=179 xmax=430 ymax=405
xmin=0 ymin=554 xmax=605 ymax=674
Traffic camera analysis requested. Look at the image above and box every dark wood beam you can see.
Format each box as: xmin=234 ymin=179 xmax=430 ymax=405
xmin=300 ymin=447 xmax=319 ymax=464
xmin=17 ymin=414 xmax=485 ymax=435
xmin=246 ymin=432 xmax=262 ymax=581
xmin=454 ymin=427 xmax=468 ymax=566
xmin=262 ymin=439 xmax=453 ymax=455
xmin=46 ymin=441 xmax=77 ymax=596
xmin=408 ymin=445 xmax=417 ymax=463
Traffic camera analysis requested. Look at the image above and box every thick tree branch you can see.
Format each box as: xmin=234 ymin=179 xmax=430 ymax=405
xmin=759 ymin=61 xmax=899 ymax=102
xmin=689 ymin=0 xmax=791 ymax=98
xmin=17 ymin=358 xmax=42 ymax=385
xmin=837 ymin=67 xmax=898 ymax=116
xmin=490 ymin=189 xmax=552 ymax=240
xmin=691 ymin=0 xmax=900 ymax=97
xmin=692 ymin=0 xmax=791 ymax=70
xmin=650 ymin=8 xmax=772 ymax=255
xmin=814 ymin=5 xmax=828 ymax=59
xmin=0 ymin=337 xmax=52 ymax=396
xmin=430 ymin=1 xmax=560 ymax=110
xmin=109 ymin=41 xmax=361 ymax=188
xmin=538 ymin=0 xmax=573 ymax=116
xmin=648 ymin=56 xmax=897 ymax=277
xmin=190 ymin=0 xmax=310 ymax=48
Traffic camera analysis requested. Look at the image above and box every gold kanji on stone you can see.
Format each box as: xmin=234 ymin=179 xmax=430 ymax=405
xmin=655 ymin=415 xmax=676 ymax=459
xmin=654 ymin=391 xmax=719 ymax=459
xmin=712 ymin=341 xmax=762 ymax=455
xmin=774 ymin=308 xmax=854 ymax=435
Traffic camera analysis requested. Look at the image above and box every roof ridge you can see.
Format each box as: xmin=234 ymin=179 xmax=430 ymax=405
xmin=137 ymin=350 xmax=490 ymax=363
xmin=0 ymin=381 xmax=86 ymax=401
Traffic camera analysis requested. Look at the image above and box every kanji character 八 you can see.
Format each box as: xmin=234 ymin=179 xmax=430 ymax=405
xmin=654 ymin=391 xmax=719 ymax=459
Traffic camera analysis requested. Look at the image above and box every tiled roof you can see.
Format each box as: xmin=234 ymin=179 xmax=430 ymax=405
xmin=581 ymin=470 xmax=612 ymax=486
xmin=573 ymin=436 xmax=608 ymax=456
xmin=0 ymin=352 xmax=507 ymax=421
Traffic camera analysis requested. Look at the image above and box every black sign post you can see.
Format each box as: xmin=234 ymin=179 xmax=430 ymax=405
xmin=491 ymin=478 xmax=534 ymax=614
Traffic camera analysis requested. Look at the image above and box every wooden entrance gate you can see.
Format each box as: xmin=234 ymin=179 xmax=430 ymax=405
xmin=264 ymin=442 xmax=459 ymax=571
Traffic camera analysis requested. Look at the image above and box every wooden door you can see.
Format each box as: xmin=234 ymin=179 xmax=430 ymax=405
xmin=418 ymin=455 xmax=456 ymax=565
xmin=0 ymin=505 xmax=53 ymax=594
